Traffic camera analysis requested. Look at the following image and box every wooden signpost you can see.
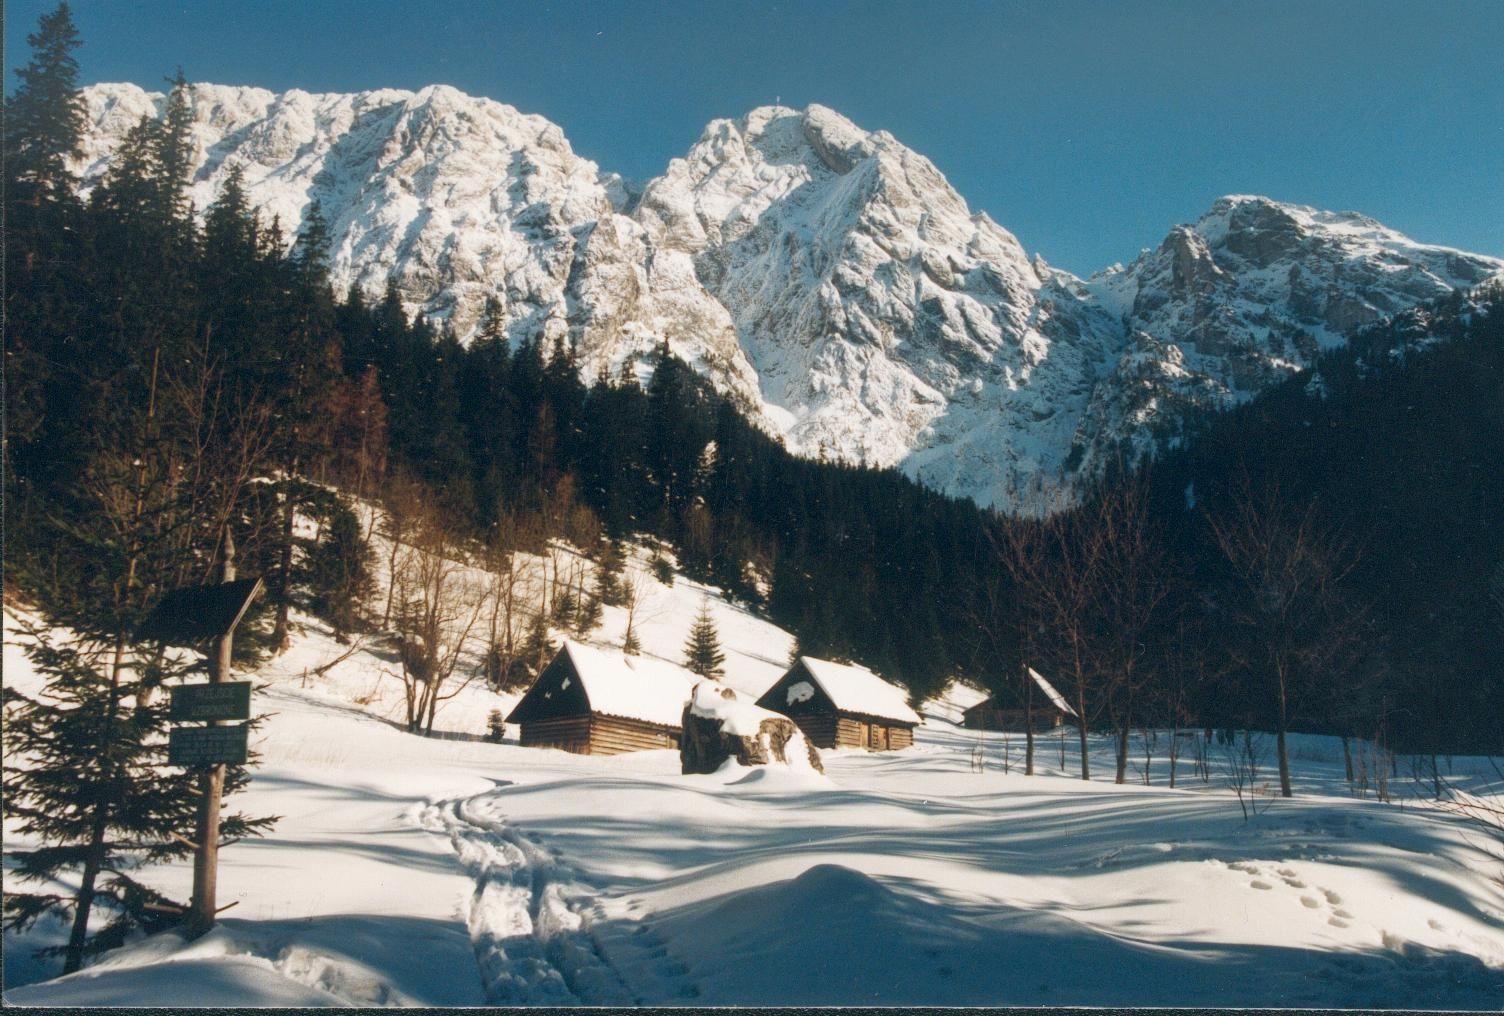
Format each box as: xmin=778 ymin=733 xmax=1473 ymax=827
xmin=140 ymin=529 xmax=263 ymax=937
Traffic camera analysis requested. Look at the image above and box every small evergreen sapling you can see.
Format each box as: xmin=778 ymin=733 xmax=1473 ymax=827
xmin=683 ymin=599 xmax=726 ymax=680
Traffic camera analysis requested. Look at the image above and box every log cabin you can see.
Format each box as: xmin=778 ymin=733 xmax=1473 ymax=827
xmin=962 ymin=665 xmax=1078 ymax=732
xmin=755 ymin=657 xmax=919 ymax=751
xmin=506 ymin=641 xmax=693 ymax=756
xmin=961 ymin=696 xmax=1067 ymax=732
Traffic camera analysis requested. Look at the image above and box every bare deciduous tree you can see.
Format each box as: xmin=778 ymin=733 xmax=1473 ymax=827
xmin=1088 ymin=473 xmax=1175 ymax=785
xmin=481 ymin=511 xmax=544 ymax=691
xmin=389 ymin=498 xmax=486 ymax=735
xmin=993 ymin=506 xmax=1106 ymax=780
xmin=1208 ymin=475 xmax=1368 ymax=798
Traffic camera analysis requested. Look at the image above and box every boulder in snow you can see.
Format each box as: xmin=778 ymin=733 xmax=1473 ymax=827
xmin=680 ymin=682 xmax=824 ymax=775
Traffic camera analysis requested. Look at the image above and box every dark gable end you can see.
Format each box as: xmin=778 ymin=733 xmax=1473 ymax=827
xmin=755 ymin=659 xmax=838 ymax=718
xmin=506 ymin=649 xmax=592 ymax=725
xmin=757 ymin=658 xmax=916 ymax=751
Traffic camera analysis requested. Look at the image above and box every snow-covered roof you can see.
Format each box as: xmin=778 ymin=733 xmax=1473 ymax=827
xmin=796 ymin=657 xmax=920 ymax=726
xmin=562 ymin=640 xmax=694 ymax=729
xmin=1027 ymin=666 xmax=1077 ymax=718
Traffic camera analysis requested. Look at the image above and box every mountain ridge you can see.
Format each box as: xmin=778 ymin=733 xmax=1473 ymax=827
xmin=72 ymin=81 xmax=1504 ymax=511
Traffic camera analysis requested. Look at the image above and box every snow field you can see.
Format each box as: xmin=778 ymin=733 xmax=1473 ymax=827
xmin=5 ymin=519 xmax=1503 ymax=1006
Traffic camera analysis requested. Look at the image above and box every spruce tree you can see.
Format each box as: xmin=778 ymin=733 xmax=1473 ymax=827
xmin=4 ymin=2 xmax=86 ymax=203
xmin=303 ymin=494 xmax=375 ymax=640
xmin=4 ymin=2 xmax=86 ymax=456
xmin=595 ymin=538 xmax=627 ymax=607
xmin=683 ymin=599 xmax=726 ymax=679
xmin=2 ymin=629 xmax=272 ymax=974
xmin=622 ymin=623 xmax=642 ymax=657
xmin=573 ymin=594 xmax=604 ymax=638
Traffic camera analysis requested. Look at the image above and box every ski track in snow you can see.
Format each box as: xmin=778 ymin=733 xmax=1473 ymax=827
xmin=413 ymin=792 xmax=643 ymax=1006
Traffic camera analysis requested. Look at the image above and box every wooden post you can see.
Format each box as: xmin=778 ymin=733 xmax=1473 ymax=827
xmin=187 ymin=529 xmax=234 ymax=937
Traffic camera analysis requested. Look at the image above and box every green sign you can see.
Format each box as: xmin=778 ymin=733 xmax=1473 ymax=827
xmin=170 ymin=681 xmax=252 ymax=722
xmin=168 ymin=724 xmax=249 ymax=766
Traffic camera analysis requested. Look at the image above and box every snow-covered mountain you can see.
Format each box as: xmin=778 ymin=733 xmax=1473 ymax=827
xmin=73 ymin=83 xmax=1504 ymax=511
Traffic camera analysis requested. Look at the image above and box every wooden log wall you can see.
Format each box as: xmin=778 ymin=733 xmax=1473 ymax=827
xmin=587 ymin=715 xmax=680 ymax=756
xmin=520 ymin=714 xmax=592 ymax=754
xmin=791 ymin=713 xmax=840 ymax=748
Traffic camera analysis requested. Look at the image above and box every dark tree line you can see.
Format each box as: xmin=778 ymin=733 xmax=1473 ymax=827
xmin=1149 ymin=286 xmax=1504 ymax=757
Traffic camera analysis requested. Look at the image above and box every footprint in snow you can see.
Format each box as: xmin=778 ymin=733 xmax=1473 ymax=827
xmin=1251 ymin=880 xmax=1273 ymax=890
xmin=1333 ymin=908 xmax=1354 ymax=919
xmin=1329 ymin=917 xmax=1350 ymax=928
xmin=1301 ymin=895 xmax=1321 ymax=909
xmin=1323 ymin=889 xmax=1343 ymax=905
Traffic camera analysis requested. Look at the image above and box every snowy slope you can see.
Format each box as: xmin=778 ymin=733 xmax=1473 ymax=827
xmin=7 ymin=594 xmax=1503 ymax=1006
xmin=72 ymin=84 xmax=1504 ymax=511
xmin=5 ymin=492 xmax=1504 ymax=1007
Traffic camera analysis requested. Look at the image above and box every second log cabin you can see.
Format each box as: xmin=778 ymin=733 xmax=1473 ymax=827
xmin=755 ymin=656 xmax=920 ymax=751
xmin=507 ymin=641 xmax=694 ymax=755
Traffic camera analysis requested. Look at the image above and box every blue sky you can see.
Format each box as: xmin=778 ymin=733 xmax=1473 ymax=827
xmin=8 ymin=0 xmax=1502 ymax=276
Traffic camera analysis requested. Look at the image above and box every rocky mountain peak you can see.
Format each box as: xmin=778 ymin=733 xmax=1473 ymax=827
xmin=67 ymin=82 xmax=1504 ymax=513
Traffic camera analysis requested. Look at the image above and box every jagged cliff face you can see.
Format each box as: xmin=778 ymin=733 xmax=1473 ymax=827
xmin=1074 ymin=196 xmax=1502 ymax=478
xmin=74 ymin=83 xmax=1504 ymax=512
xmin=633 ymin=104 xmax=1121 ymax=506
xmin=76 ymin=82 xmax=765 ymax=411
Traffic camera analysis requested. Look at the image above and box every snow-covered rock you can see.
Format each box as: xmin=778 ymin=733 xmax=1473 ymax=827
xmin=72 ymin=84 xmax=1504 ymax=512
xmin=681 ymin=681 xmax=823 ymax=775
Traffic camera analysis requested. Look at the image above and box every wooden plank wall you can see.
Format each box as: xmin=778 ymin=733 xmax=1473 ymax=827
xmin=780 ymin=711 xmax=918 ymax=752
xmin=588 ymin=715 xmax=680 ymax=756
xmin=836 ymin=715 xmax=914 ymax=751
xmin=965 ymin=707 xmax=1064 ymax=732
xmin=520 ymin=714 xmax=592 ymax=754
xmin=792 ymin=713 xmax=840 ymax=748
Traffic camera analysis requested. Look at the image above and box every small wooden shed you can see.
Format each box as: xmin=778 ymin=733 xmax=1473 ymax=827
xmin=963 ymin=666 xmax=1077 ymax=732
xmin=755 ymin=656 xmax=919 ymax=751
xmin=506 ymin=641 xmax=693 ymax=756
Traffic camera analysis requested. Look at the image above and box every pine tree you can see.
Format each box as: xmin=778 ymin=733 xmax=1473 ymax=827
xmin=2 ymin=629 xmax=272 ymax=974
xmin=595 ymin=538 xmax=627 ymax=607
xmin=513 ymin=609 xmax=556 ymax=686
xmin=292 ymin=198 xmax=332 ymax=287
xmin=154 ymin=69 xmax=197 ymax=226
xmin=4 ymin=2 xmax=86 ymax=203
xmin=683 ymin=599 xmax=726 ymax=679
xmin=4 ymin=2 xmax=87 ymax=455
xmin=486 ymin=709 xmax=507 ymax=743
xmin=303 ymin=494 xmax=375 ymax=640
xmin=573 ymin=593 xmax=603 ymax=638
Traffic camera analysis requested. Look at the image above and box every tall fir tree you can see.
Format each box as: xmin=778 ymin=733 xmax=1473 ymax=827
xmin=3 ymin=2 xmax=85 ymax=204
